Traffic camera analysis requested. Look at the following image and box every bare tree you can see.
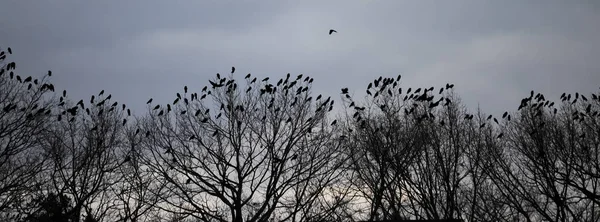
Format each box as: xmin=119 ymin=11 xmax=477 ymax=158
xmin=138 ymin=71 xmax=347 ymax=222
xmin=449 ymin=106 xmax=513 ymax=222
xmin=340 ymin=76 xmax=465 ymax=221
xmin=109 ymin=119 xmax=165 ymax=222
xmin=33 ymin=90 xmax=130 ymax=222
xmin=0 ymin=47 xmax=56 ymax=220
xmin=483 ymin=90 xmax=600 ymax=221
xmin=399 ymin=91 xmax=472 ymax=220
xmin=339 ymin=77 xmax=522 ymax=222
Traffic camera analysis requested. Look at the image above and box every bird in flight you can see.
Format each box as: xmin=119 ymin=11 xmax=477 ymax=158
xmin=329 ymin=29 xmax=337 ymax=35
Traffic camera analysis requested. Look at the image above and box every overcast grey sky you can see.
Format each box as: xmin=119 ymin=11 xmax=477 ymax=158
xmin=2 ymin=1 xmax=599 ymax=116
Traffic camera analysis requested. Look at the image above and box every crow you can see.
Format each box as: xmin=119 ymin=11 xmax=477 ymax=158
xmin=329 ymin=29 xmax=337 ymax=35
xmin=209 ymin=80 xmax=224 ymax=88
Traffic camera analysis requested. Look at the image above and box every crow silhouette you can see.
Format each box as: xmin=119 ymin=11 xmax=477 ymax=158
xmin=329 ymin=29 xmax=337 ymax=35
xmin=209 ymin=80 xmax=224 ymax=88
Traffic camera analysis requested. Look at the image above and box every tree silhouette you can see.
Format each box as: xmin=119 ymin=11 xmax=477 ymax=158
xmin=137 ymin=71 xmax=347 ymax=222
xmin=339 ymin=75 xmax=472 ymax=221
xmin=33 ymin=89 xmax=130 ymax=222
xmin=480 ymin=90 xmax=600 ymax=221
xmin=2 ymin=46 xmax=600 ymax=221
xmin=109 ymin=122 xmax=165 ymax=222
xmin=0 ymin=47 xmax=55 ymax=220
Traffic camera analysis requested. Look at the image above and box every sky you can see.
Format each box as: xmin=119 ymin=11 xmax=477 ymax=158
xmin=2 ymin=1 xmax=600 ymax=117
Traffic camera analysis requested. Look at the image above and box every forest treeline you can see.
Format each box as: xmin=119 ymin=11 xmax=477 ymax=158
xmin=1 ymin=47 xmax=599 ymax=222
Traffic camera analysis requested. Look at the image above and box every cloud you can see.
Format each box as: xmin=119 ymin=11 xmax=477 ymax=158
xmin=2 ymin=1 xmax=599 ymax=115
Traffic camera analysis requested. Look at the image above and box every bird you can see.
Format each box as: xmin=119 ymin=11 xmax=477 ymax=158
xmin=231 ymin=66 xmax=235 ymax=74
xmin=329 ymin=29 xmax=337 ymax=35
xmin=209 ymin=80 xmax=223 ymax=88
xmin=147 ymin=98 xmax=153 ymax=104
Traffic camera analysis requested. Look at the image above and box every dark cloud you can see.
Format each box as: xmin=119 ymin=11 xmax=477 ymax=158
xmin=2 ymin=1 xmax=599 ymax=115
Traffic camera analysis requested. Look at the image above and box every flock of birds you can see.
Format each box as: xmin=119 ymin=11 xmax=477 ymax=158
xmin=139 ymin=66 xmax=338 ymax=164
xmin=338 ymin=73 xmax=599 ymax=140
xmin=2 ymin=36 xmax=600 ymax=163
xmin=141 ymin=66 xmax=335 ymax=142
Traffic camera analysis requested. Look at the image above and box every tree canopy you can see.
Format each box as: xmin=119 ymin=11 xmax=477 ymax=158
xmin=1 ymin=47 xmax=599 ymax=222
